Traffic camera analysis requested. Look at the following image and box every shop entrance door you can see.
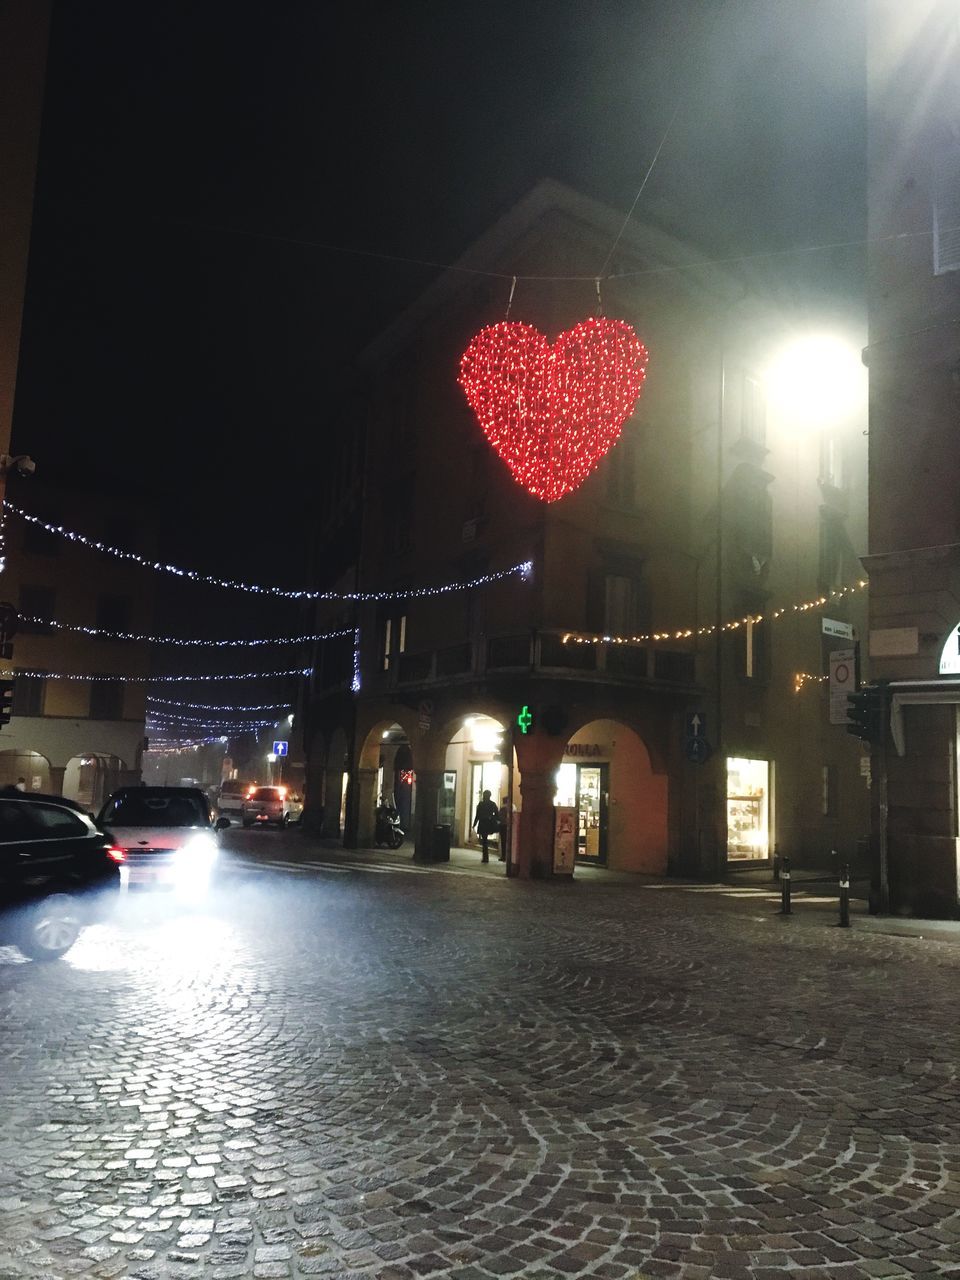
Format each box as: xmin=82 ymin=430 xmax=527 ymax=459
xmin=576 ymin=764 xmax=608 ymax=864
xmin=468 ymin=760 xmax=503 ymax=848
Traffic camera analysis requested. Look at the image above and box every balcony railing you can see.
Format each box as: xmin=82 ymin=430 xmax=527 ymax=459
xmin=367 ymin=630 xmax=696 ymax=692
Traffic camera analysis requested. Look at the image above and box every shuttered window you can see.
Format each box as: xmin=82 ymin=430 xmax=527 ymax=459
xmin=934 ymin=150 xmax=960 ymax=275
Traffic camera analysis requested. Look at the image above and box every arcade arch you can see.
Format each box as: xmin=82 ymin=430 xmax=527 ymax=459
xmin=0 ymin=749 xmax=51 ymax=793
xmin=440 ymin=713 xmax=512 ymax=853
xmin=63 ymin=752 xmax=127 ymax=812
xmin=555 ymin=718 xmax=667 ymax=873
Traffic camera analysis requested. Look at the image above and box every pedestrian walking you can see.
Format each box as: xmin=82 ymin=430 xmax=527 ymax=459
xmin=472 ymin=789 xmax=500 ymax=864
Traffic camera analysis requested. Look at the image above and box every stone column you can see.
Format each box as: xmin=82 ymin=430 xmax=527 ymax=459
xmin=515 ymin=769 xmax=560 ymax=878
xmin=413 ymin=769 xmax=443 ymax=861
xmin=321 ymin=767 xmax=344 ymax=839
xmin=353 ymin=766 xmax=379 ymax=847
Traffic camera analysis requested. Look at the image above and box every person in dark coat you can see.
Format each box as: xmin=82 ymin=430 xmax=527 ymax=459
xmin=472 ymin=789 xmax=500 ymax=864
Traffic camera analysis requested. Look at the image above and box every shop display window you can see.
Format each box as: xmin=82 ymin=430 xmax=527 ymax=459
xmin=726 ymin=757 xmax=769 ymax=860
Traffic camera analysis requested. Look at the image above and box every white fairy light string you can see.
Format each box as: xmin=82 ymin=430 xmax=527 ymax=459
xmin=147 ymin=697 xmax=292 ymax=712
xmin=3 ymin=503 xmax=532 ymax=601
xmin=16 ymin=614 xmax=352 ymax=648
xmin=16 ymin=666 xmax=312 ymax=684
xmin=562 ymin=580 xmax=868 ymax=647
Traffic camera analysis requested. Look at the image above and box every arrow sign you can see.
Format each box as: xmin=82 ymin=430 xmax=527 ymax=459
xmin=685 ymin=712 xmax=706 ymax=739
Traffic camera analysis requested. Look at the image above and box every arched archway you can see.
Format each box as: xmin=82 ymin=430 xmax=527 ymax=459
xmin=353 ymin=718 xmax=416 ymax=848
xmin=0 ymin=749 xmax=51 ymax=794
xmin=63 ymin=753 xmax=127 ymax=812
xmin=559 ymin=717 xmax=667 ymax=873
xmin=939 ymin=623 xmax=960 ymax=674
xmin=437 ymin=711 xmax=511 ymax=857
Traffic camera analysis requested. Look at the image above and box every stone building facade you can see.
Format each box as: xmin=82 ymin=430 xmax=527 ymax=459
xmin=304 ymin=181 xmax=869 ymax=880
xmin=863 ymin=2 xmax=960 ymax=915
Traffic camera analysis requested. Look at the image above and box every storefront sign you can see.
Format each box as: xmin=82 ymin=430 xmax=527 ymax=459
xmin=563 ymin=743 xmax=605 ymax=758
xmin=553 ymin=806 xmax=576 ymax=874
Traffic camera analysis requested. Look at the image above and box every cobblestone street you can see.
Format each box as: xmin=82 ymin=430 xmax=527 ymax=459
xmin=2 ymin=832 xmax=960 ymax=1280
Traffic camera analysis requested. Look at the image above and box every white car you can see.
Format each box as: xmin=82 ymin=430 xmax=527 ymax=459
xmin=216 ymin=782 xmax=250 ymax=820
xmin=98 ymin=786 xmax=230 ymax=894
xmin=241 ymin=785 xmax=304 ymax=828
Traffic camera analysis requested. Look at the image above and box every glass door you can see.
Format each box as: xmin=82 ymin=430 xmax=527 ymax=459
xmin=576 ymin=764 xmax=608 ymax=865
xmin=468 ymin=761 xmax=503 ymax=847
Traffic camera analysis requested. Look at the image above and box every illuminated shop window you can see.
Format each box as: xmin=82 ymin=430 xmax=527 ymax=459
xmin=726 ymin=756 xmax=770 ymax=861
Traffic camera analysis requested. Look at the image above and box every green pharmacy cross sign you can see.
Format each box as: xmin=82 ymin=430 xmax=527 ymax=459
xmin=516 ymin=704 xmax=533 ymax=735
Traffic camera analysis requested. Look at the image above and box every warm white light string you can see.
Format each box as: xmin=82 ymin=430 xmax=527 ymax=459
xmin=147 ymin=697 xmax=292 ymax=712
xmin=3 ymin=503 xmax=532 ymax=602
xmin=563 ymin=580 xmax=869 ymax=647
xmin=16 ymin=666 xmax=312 ymax=683
xmin=16 ymin=613 xmax=351 ymax=648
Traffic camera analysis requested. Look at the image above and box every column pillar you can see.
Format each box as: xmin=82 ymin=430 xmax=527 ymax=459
xmin=48 ymin=765 xmax=66 ymax=797
xmin=515 ymin=769 xmax=559 ymax=878
xmin=354 ymin=766 xmax=378 ymax=847
xmin=413 ymin=769 xmax=442 ymax=861
xmin=321 ymin=767 xmax=343 ymax=839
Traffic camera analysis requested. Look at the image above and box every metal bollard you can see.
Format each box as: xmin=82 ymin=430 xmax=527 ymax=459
xmin=780 ymin=856 xmax=792 ymax=915
xmin=838 ymin=859 xmax=850 ymax=928
xmin=772 ymin=843 xmax=781 ymax=883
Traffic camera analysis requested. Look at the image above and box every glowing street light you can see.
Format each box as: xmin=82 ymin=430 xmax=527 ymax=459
xmin=765 ymin=335 xmax=866 ymax=431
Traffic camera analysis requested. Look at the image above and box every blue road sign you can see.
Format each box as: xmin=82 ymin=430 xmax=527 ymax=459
xmin=684 ymin=736 xmax=713 ymax=765
xmin=272 ymin=740 xmax=289 ymax=757
xmin=685 ymin=712 xmax=706 ymax=739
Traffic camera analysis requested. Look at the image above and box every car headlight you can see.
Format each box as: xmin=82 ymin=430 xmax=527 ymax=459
xmin=174 ymin=835 xmax=219 ymax=884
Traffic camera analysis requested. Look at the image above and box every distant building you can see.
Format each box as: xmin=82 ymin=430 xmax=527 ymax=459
xmin=0 ymin=481 xmax=151 ymax=809
xmin=304 ymin=181 xmax=869 ymax=878
xmin=864 ymin=2 xmax=960 ymax=916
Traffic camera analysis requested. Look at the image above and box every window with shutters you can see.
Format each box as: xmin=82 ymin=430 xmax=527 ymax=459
xmin=740 ymin=374 xmax=767 ymax=446
xmin=90 ymin=679 xmax=124 ymax=721
xmin=12 ymin=672 xmax=45 ymax=717
xmin=934 ymin=150 xmax=960 ymax=275
xmin=604 ymin=574 xmax=647 ymax=636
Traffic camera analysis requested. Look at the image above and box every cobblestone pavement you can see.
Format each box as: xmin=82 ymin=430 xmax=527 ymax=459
xmin=2 ymin=831 xmax=960 ymax=1280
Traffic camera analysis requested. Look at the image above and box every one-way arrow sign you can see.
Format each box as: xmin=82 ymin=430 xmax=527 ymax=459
xmin=685 ymin=712 xmax=706 ymax=739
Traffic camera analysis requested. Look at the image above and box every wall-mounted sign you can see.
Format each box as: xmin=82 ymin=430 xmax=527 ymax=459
xmin=822 ymin=617 xmax=854 ymax=640
xmin=829 ymin=647 xmax=857 ymax=725
xmin=869 ymin=627 xmax=918 ymax=657
xmin=563 ymin=743 xmax=606 ymax=758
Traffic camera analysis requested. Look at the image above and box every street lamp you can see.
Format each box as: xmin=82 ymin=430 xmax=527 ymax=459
xmin=765 ymin=335 xmax=866 ymax=432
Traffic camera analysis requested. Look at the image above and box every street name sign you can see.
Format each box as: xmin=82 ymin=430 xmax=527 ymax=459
xmin=822 ymin=617 xmax=854 ymax=641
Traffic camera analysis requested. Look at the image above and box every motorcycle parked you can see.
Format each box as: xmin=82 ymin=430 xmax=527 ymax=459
xmin=375 ymin=804 xmax=405 ymax=849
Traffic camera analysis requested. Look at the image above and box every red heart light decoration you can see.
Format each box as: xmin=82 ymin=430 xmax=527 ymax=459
xmin=458 ymin=316 xmax=649 ymax=503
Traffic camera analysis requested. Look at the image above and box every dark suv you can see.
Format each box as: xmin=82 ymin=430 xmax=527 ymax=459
xmin=0 ymin=791 xmax=123 ymax=960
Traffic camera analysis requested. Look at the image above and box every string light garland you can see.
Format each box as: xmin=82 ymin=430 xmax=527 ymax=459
xmin=16 ymin=613 xmax=351 ymax=648
xmin=3 ymin=503 xmax=532 ymax=601
xmin=147 ymin=697 xmax=292 ymax=712
xmin=15 ymin=666 xmax=312 ymax=684
xmin=562 ymin=580 xmax=868 ymax=647
xmin=458 ymin=318 xmax=648 ymax=503
xmin=794 ymin=672 xmax=829 ymax=693
xmin=146 ymin=711 xmax=279 ymax=729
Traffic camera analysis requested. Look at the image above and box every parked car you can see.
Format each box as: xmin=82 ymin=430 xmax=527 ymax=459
xmin=0 ymin=792 xmax=123 ymax=960
xmin=216 ymin=781 xmax=251 ymax=820
xmin=97 ymin=786 xmax=230 ymax=894
xmin=241 ymin=785 xmax=304 ymax=828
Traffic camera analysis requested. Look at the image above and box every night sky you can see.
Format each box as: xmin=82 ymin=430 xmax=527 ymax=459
xmin=11 ymin=0 xmax=867 ymax=645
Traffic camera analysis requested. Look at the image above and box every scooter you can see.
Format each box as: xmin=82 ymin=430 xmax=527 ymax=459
xmin=375 ymin=805 xmax=405 ymax=849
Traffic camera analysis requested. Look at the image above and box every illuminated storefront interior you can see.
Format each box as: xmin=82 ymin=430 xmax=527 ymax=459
xmin=726 ymin=756 xmax=770 ymax=861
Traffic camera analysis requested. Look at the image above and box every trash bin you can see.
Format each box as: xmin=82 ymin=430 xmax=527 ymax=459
xmin=432 ymin=823 xmax=451 ymax=863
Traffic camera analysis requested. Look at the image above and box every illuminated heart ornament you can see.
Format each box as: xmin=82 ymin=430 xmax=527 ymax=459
xmin=458 ymin=316 xmax=649 ymax=503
